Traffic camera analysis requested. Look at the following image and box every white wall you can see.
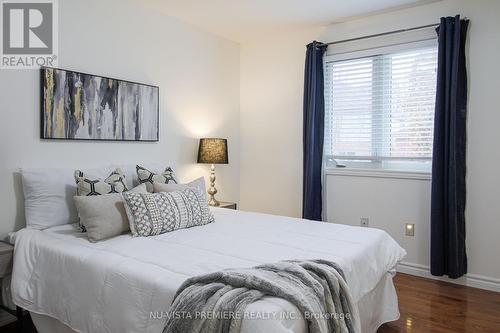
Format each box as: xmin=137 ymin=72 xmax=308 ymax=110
xmin=240 ymin=27 xmax=324 ymax=217
xmin=325 ymin=172 xmax=432 ymax=270
xmin=239 ymin=0 xmax=500 ymax=288
xmin=0 ymin=0 xmax=240 ymax=238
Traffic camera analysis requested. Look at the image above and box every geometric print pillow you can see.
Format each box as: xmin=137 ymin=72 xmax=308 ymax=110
xmin=74 ymin=168 xmax=128 ymax=196
xmin=122 ymin=187 xmax=214 ymax=237
xmin=136 ymin=165 xmax=177 ymax=193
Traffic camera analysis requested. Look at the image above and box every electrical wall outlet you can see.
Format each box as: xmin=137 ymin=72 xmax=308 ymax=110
xmin=360 ymin=217 xmax=369 ymax=227
xmin=405 ymin=223 xmax=415 ymax=236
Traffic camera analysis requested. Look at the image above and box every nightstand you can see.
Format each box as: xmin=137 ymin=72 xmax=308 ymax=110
xmin=0 ymin=241 xmax=23 ymax=330
xmin=0 ymin=242 xmax=13 ymax=278
xmin=218 ymin=202 xmax=237 ymax=210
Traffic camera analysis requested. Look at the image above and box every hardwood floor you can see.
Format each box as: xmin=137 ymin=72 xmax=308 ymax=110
xmin=378 ymin=273 xmax=500 ymax=333
xmin=1 ymin=273 xmax=499 ymax=332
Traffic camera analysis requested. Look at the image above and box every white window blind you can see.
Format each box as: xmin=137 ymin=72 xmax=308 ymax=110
xmin=324 ymin=41 xmax=438 ymax=170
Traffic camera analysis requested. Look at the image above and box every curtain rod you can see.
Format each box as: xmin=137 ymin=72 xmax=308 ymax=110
xmin=322 ymin=23 xmax=439 ymax=46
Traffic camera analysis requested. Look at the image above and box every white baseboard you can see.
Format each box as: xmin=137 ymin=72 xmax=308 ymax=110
xmin=397 ymin=261 xmax=500 ymax=293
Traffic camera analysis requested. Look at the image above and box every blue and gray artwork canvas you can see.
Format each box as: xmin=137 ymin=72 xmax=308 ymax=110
xmin=42 ymin=68 xmax=159 ymax=141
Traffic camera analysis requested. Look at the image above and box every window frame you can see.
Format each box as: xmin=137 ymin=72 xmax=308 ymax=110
xmin=323 ymin=38 xmax=438 ymax=173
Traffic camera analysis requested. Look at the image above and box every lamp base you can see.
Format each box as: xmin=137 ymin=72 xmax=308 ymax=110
xmin=207 ymin=164 xmax=220 ymax=207
xmin=208 ymin=197 xmax=220 ymax=207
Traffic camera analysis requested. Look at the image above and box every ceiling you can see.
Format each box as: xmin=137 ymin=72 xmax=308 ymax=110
xmin=144 ymin=0 xmax=436 ymax=42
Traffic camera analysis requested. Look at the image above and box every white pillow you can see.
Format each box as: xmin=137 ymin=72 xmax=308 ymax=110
xmin=21 ymin=166 xmax=116 ymax=229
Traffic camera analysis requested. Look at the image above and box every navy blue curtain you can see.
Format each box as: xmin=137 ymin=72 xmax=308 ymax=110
xmin=431 ymin=16 xmax=469 ymax=279
xmin=303 ymin=41 xmax=327 ymax=221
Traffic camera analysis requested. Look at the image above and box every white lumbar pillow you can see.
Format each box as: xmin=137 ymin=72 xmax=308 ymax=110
xmin=21 ymin=166 xmax=116 ymax=230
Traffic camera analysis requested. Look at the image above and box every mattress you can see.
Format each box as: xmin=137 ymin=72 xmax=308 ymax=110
xmin=11 ymin=208 xmax=406 ymax=333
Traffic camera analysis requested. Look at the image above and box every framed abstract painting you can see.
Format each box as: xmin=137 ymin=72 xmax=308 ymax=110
xmin=41 ymin=67 xmax=159 ymax=141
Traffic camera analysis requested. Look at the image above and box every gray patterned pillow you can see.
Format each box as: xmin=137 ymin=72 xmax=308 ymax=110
xmin=74 ymin=168 xmax=128 ymax=196
xmin=136 ymin=165 xmax=177 ymax=192
xmin=122 ymin=188 xmax=214 ymax=237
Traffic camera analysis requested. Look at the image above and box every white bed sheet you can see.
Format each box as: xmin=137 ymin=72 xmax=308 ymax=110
xmin=12 ymin=208 xmax=406 ymax=333
xmin=29 ymin=272 xmax=399 ymax=333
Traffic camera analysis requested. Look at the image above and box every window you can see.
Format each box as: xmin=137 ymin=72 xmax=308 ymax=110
xmin=324 ymin=39 xmax=438 ymax=172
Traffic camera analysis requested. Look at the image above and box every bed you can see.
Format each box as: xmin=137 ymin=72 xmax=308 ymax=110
xmin=11 ymin=206 xmax=406 ymax=333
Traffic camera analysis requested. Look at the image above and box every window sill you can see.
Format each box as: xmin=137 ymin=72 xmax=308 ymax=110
xmin=324 ymin=167 xmax=431 ymax=180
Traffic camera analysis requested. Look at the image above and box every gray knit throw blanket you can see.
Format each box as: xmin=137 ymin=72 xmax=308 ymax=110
xmin=163 ymin=259 xmax=361 ymax=333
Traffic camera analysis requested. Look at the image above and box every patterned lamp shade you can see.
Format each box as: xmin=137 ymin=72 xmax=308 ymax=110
xmin=197 ymin=138 xmax=228 ymax=164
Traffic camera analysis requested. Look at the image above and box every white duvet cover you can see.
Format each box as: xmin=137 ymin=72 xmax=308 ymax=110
xmin=12 ymin=208 xmax=406 ymax=333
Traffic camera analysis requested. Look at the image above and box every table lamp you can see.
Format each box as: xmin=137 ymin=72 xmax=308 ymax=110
xmin=197 ymin=138 xmax=228 ymax=206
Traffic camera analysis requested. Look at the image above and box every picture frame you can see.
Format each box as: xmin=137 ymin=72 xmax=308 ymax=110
xmin=40 ymin=67 xmax=159 ymax=142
